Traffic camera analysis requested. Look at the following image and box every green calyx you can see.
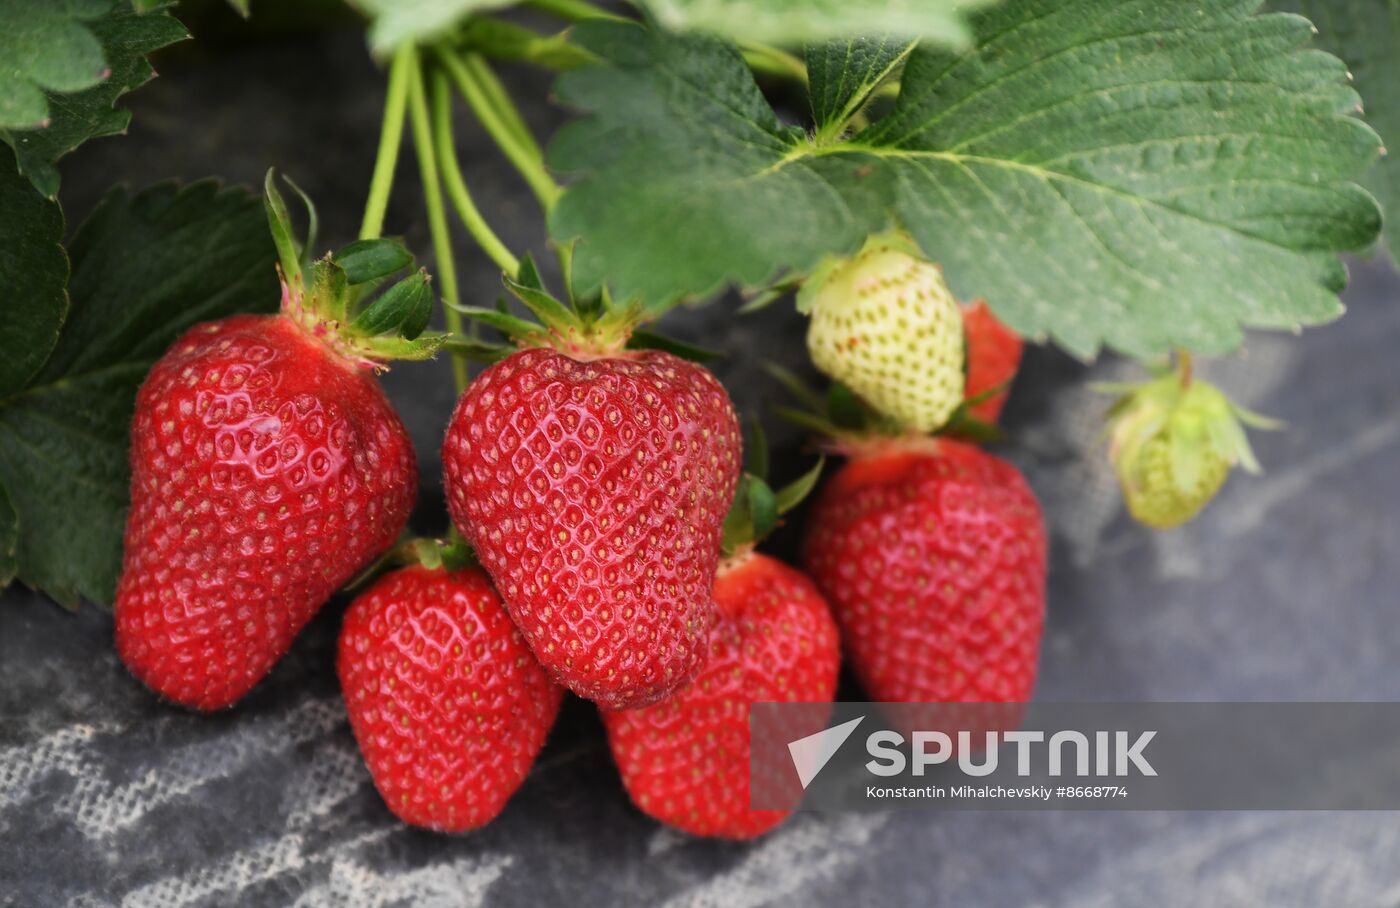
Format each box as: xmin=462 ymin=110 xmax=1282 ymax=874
xmin=264 ymin=170 xmax=448 ymax=367
xmin=765 ymin=362 xmax=1000 ymax=446
xmin=720 ymin=418 xmax=825 ymax=557
xmin=1103 ymin=355 xmax=1281 ymax=530
xmin=448 ymin=253 xmax=721 ymax=363
xmin=405 ymin=530 xmax=477 ymax=574
xmin=448 ymin=252 xmax=638 ymax=357
xmin=794 ymin=229 xmax=923 ymax=316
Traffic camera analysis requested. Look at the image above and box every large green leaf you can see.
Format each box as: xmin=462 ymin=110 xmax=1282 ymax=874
xmin=0 ymin=2 xmax=186 ymax=197
xmin=0 ymin=181 xmax=276 ymax=607
xmin=640 ymin=0 xmax=988 ymax=46
xmin=1269 ymin=0 xmax=1400 ymax=266
xmin=807 ymin=37 xmax=915 ymax=130
xmin=548 ymin=1 xmax=1382 ymax=359
xmin=0 ymin=0 xmax=110 ymax=129
xmin=0 ymin=483 xmax=15 ymax=587
xmin=0 ymin=144 xmax=68 ymax=398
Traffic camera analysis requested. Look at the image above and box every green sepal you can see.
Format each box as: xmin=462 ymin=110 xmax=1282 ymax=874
xmin=409 ymin=531 xmax=477 ymax=572
xmin=1104 ymin=356 xmax=1280 ymax=527
xmin=263 ymin=169 xmax=302 ymax=287
xmin=282 ymin=175 xmax=319 ymax=272
xmin=744 ymin=417 xmax=770 ymax=479
xmin=350 ymin=269 xmax=433 ymax=340
xmin=307 ymin=256 xmax=350 ymax=325
xmin=827 ymin=382 xmax=870 ymax=430
xmin=941 ymin=411 xmax=1005 ymax=445
xmin=773 ymin=457 xmax=825 ymax=515
xmin=334 ymin=238 xmax=413 ymax=285
xmin=748 ymin=477 xmax=779 ymax=544
xmin=504 ymin=272 xmax=583 ymax=333
xmin=626 ymin=330 xmax=724 ymax=363
xmin=764 ymin=362 xmax=826 ymax=413
xmin=720 ymin=456 xmax=826 ymax=557
xmin=515 ymin=252 xmax=547 ymax=293
xmin=354 ymin=331 xmax=450 ymax=362
xmin=450 ymin=303 xmax=553 ymax=345
xmin=795 ymin=230 xmax=921 ymax=315
xmin=441 ymin=335 xmax=513 ymax=364
xmin=764 ymin=362 xmax=904 ymax=442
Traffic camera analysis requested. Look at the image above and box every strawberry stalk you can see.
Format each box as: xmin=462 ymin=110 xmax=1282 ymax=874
xmin=437 ymin=50 xmax=561 ymax=212
xmin=430 ymin=68 xmax=520 ymax=277
xmin=359 ymin=44 xmax=414 ymax=242
xmin=404 ymin=50 xmax=470 ymax=392
xmin=514 ymin=0 xmax=806 ymax=83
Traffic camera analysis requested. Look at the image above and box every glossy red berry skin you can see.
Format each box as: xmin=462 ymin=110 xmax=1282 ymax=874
xmin=602 ymin=553 xmax=840 ymax=839
xmin=442 ymin=347 xmax=741 ymax=710
xmin=802 ymin=439 xmax=1046 ymax=703
xmin=961 ymin=301 xmax=1023 ymax=424
xmin=115 ymin=314 xmax=417 ymax=710
xmin=338 ymin=565 xmax=562 ymax=832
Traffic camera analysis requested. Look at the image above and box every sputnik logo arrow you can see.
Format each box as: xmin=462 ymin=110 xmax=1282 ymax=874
xmin=787 ymin=716 xmax=865 ymax=789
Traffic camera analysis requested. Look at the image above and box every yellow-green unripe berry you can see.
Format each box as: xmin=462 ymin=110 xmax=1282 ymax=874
xmin=804 ymin=245 xmax=965 ymax=433
xmin=1107 ymin=369 xmax=1272 ymax=530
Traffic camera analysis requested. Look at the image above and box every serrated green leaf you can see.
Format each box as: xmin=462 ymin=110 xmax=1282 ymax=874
xmin=0 ymin=181 xmax=276 ymax=606
xmin=347 ymin=0 xmax=515 ymax=54
xmin=0 ymin=144 xmax=68 ymax=397
xmin=1268 ymin=0 xmax=1400 ymax=266
xmin=550 ymin=4 xmax=1382 ymax=359
xmin=0 ymin=482 xmax=16 ymax=587
xmin=640 ymin=0 xmax=987 ymax=47
xmin=0 ymin=0 xmax=110 ymax=129
xmin=806 ymin=36 xmax=915 ymax=131
xmin=0 ymin=2 xmax=186 ymax=197
xmin=335 ymin=237 xmax=413 ymax=285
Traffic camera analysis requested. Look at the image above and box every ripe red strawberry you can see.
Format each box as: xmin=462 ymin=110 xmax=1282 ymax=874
xmin=602 ymin=552 xmax=840 ymax=839
xmin=115 ymin=313 xmax=417 ymax=709
xmin=961 ymin=300 xmax=1023 ymax=424
xmin=802 ymin=438 xmax=1046 ymax=702
xmin=442 ymin=347 xmax=741 ymax=710
xmin=338 ymin=563 xmax=562 ymax=832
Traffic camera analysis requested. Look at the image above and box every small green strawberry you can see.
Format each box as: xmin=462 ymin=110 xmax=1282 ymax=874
xmin=1104 ymin=357 xmax=1279 ymax=529
xmin=801 ymin=235 xmax=964 ymax=434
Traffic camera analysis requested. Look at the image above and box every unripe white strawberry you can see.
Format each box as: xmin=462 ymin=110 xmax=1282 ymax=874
xmin=802 ymin=239 xmax=965 ymax=433
xmin=1104 ymin=359 xmax=1278 ymax=530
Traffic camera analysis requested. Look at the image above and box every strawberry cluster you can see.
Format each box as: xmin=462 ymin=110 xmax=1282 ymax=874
xmin=112 ymin=200 xmax=1047 ymax=839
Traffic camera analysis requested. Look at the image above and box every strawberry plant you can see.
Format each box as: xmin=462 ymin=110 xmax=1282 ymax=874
xmin=0 ymin=0 xmax=1395 ymax=836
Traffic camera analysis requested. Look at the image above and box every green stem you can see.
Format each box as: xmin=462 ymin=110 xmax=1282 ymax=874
xmin=455 ymin=18 xmax=596 ymax=71
xmin=520 ymin=0 xmax=806 ymax=83
xmin=359 ymin=45 xmax=414 ymax=241
xmin=405 ymin=51 xmax=469 ymax=394
xmin=523 ymin=0 xmax=627 ymax=22
xmin=1176 ymin=349 xmax=1194 ymax=388
xmin=740 ymin=42 xmax=808 ymax=84
xmin=464 ymin=54 xmax=541 ymax=161
xmin=431 ymin=71 xmax=521 ymax=278
xmin=437 ymin=49 xmax=562 ymax=211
